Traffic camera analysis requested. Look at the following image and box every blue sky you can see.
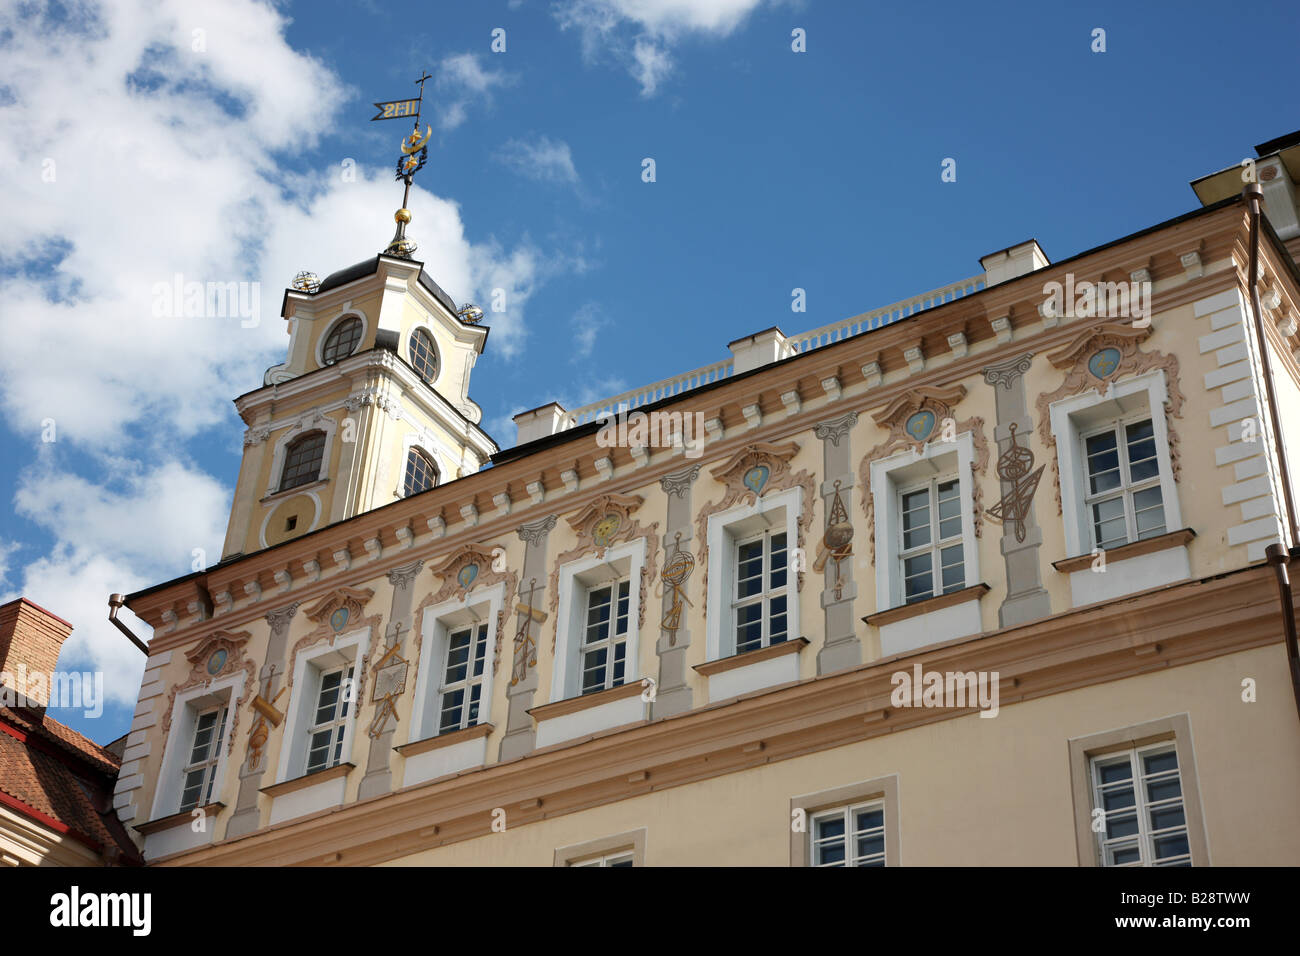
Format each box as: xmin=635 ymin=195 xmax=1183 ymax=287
xmin=1 ymin=0 xmax=1296 ymax=743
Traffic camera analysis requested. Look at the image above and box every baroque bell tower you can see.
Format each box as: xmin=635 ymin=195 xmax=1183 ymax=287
xmin=220 ymin=75 xmax=496 ymax=560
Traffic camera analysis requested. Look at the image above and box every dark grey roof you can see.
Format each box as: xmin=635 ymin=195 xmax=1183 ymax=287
xmin=315 ymin=255 xmax=458 ymax=316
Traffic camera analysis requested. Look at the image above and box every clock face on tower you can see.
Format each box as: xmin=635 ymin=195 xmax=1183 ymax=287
xmin=592 ymin=513 xmax=622 ymax=548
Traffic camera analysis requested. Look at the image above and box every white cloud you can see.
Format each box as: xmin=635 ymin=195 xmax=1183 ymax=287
xmin=497 ymin=135 xmax=580 ymax=185
xmin=554 ymin=0 xmax=770 ymax=95
xmin=434 ymin=52 xmax=515 ymax=130
xmin=0 ymin=0 xmax=564 ymax=718
xmin=569 ymin=302 xmax=606 ymax=359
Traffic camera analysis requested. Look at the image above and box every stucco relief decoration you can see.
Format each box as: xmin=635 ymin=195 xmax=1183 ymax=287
xmin=695 ymin=441 xmax=818 ymax=595
xmin=1034 ymin=323 xmax=1185 ymax=514
xmin=366 ymin=642 xmax=409 ymax=739
xmin=548 ymin=493 xmax=660 ymax=652
xmin=856 ymin=386 xmax=990 ymax=563
xmin=161 ymin=629 xmax=257 ymax=755
xmin=286 ymin=586 xmax=380 ymax=690
xmin=813 ymin=480 xmax=854 ymax=599
xmin=658 ymin=532 xmax=694 ymax=644
xmin=418 ymin=542 xmax=519 ymax=671
xmin=985 ymin=423 xmax=1045 ymax=543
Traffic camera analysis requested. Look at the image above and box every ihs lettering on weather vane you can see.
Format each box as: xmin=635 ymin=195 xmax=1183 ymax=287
xmin=371 ymin=70 xmax=434 ymax=258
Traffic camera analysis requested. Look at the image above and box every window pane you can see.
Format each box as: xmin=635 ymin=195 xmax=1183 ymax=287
xmin=768 ymin=594 xmax=787 ymax=643
xmin=1105 ymin=811 xmax=1139 ymax=839
xmin=408 ymin=328 xmax=439 ymax=384
xmin=279 ymin=431 xmax=326 ymax=491
xmin=901 ymin=490 xmax=931 ymax=550
xmin=1133 ymin=486 xmax=1166 ymax=538
xmin=735 ymin=602 xmax=762 ymax=653
xmin=904 ymin=553 xmax=933 ymax=603
xmin=737 ymin=541 xmax=764 ymax=598
xmin=1085 ymin=431 xmax=1122 ymax=494
xmin=1092 ymin=497 xmax=1127 ymax=549
xmin=940 ymin=545 xmax=964 ymax=593
xmin=403 ymin=449 xmax=439 ymax=497
xmin=322 ymin=316 xmax=363 ymax=364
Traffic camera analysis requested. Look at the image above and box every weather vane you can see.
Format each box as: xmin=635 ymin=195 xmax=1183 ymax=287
xmin=371 ymin=70 xmax=434 ymax=258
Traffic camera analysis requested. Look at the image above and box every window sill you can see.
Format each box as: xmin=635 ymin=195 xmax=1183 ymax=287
xmin=862 ymin=584 xmax=990 ymax=628
xmin=260 ymin=477 xmax=329 ymax=504
xmin=396 ymin=722 xmax=493 ymax=757
xmin=694 ymin=637 xmax=809 ymax=704
xmin=693 ymin=636 xmax=810 ymax=677
xmin=135 ymin=801 xmax=225 ymax=836
xmin=260 ymin=761 xmax=355 ymax=799
xmin=1052 ymin=528 xmax=1196 ymax=573
xmin=528 ymin=681 xmax=646 ymax=722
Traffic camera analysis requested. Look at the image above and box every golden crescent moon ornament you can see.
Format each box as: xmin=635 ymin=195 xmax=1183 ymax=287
xmin=401 ymin=125 xmax=432 ymax=154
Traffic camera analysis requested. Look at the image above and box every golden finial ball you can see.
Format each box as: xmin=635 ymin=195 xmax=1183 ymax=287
xmin=394 ymin=208 xmax=412 ymax=224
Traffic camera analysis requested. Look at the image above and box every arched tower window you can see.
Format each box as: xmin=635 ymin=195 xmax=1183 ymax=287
xmin=279 ymin=431 xmax=326 ymax=491
xmin=403 ymin=448 xmax=439 ymax=497
xmin=321 ymin=316 xmax=363 ymax=365
xmin=408 ymin=327 xmax=439 ymax=384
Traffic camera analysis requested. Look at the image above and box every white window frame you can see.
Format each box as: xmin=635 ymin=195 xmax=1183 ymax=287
xmin=1090 ymin=742 xmax=1191 ymax=867
xmin=551 ymin=538 xmax=646 ymax=703
xmin=731 ymin=527 xmax=791 ymax=653
xmin=579 ymin=577 xmax=632 ymax=694
xmin=304 ymin=662 xmax=355 ymax=775
xmin=1050 ymin=369 xmax=1182 ymax=559
xmin=178 ymin=703 xmax=228 ymax=813
xmin=435 ymin=620 xmax=490 ymax=733
xmin=896 ymin=474 xmax=965 ymax=604
xmin=705 ymin=485 xmax=803 ymax=663
xmin=150 ymin=673 xmax=243 ymax=820
xmin=809 ymin=799 xmax=888 ymax=867
xmin=275 ymin=627 xmax=370 ymax=784
xmin=1079 ymin=415 xmax=1167 ymax=551
xmin=409 ymin=584 xmax=504 ymax=744
xmin=871 ymin=432 xmax=979 ymax=612
xmin=568 ymin=851 xmax=636 ymax=867
xmin=395 ymin=432 xmax=455 ymax=500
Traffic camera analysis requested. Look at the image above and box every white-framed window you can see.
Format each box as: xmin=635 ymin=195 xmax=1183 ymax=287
xmin=263 ymin=413 xmax=341 ymax=500
xmin=870 ymin=433 xmax=979 ymax=612
xmin=704 ymin=485 xmax=803 ymax=663
xmin=732 ymin=529 xmax=788 ymax=653
xmin=320 ymin=314 xmax=364 ymax=365
xmin=568 ymin=851 xmax=636 ymax=868
xmin=409 ymin=584 xmax=504 ymax=744
xmin=1090 ymin=743 xmax=1190 ymax=867
xmin=552 ymin=539 xmax=645 ymax=702
xmin=1050 ymin=368 xmax=1182 ymax=559
xmin=898 ymin=475 xmax=964 ymax=604
xmin=276 ymin=628 xmax=369 ymax=784
xmin=1081 ymin=416 xmax=1166 ymax=550
xmin=305 ymin=663 xmax=354 ymax=775
xmin=581 ymin=579 xmax=630 ymax=694
xmin=810 ymin=800 xmax=887 ymax=867
xmin=151 ymin=675 xmax=243 ymax=820
xmin=178 ymin=704 xmax=227 ymax=813
xmin=437 ymin=622 xmax=489 ymax=733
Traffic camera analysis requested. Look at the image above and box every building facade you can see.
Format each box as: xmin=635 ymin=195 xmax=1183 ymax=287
xmin=111 ymin=134 xmax=1300 ymax=866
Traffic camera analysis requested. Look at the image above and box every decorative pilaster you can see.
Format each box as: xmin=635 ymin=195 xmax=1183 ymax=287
xmin=813 ymin=412 xmax=862 ymax=673
xmin=653 ymin=463 xmax=701 ymax=718
xmin=982 ymin=353 xmax=1052 ymax=626
xmin=226 ymin=600 xmax=299 ymax=839
xmin=499 ymin=515 xmax=557 ymax=761
xmin=357 ymin=559 xmax=424 ymax=800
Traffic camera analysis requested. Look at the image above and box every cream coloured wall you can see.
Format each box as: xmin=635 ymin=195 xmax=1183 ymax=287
xmin=382 ymin=644 xmax=1300 ymax=866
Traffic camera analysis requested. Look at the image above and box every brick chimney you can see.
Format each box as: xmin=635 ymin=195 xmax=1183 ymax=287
xmin=0 ymin=598 xmax=74 ymax=708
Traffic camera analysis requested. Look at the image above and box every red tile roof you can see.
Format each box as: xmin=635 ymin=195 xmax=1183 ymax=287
xmin=0 ymin=707 xmax=142 ymax=864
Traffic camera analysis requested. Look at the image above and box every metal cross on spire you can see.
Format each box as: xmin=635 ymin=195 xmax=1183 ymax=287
xmin=371 ymin=70 xmax=434 ymax=257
